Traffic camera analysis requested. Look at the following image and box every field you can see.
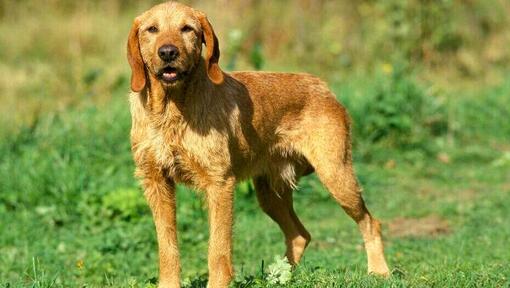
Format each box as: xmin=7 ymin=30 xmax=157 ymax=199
xmin=1 ymin=1 xmax=510 ymax=287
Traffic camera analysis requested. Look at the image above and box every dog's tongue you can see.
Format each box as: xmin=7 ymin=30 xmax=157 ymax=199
xmin=162 ymin=71 xmax=177 ymax=81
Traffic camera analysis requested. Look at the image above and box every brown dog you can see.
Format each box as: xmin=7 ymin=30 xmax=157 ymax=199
xmin=127 ymin=2 xmax=389 ymax=287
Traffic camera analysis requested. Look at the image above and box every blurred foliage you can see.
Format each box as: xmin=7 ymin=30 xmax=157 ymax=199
xmin=0 ymin=0 xmax=507 ymax=164
xmin=0 ymin=0 xmax=507 ymax=165
xmin=1 ymin=0 xmax=510 ymax=132
xmin=349 ymin=63 xmax=449 ymax=151
xmin=197 ymin=0 xmax=510 ymax=81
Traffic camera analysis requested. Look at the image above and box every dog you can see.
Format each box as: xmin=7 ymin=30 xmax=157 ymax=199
xmin=127 ymin=2 xmax=389 ymax=287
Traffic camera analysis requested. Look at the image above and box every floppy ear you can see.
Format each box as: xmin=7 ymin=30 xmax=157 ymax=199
xmin=127 ymin=19 xmax=146 ymax=92
xmin=197 ymin=12 xmax=224 ymax=84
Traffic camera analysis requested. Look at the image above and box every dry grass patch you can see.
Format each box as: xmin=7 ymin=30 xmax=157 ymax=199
xmin=387 ymin=215 xmax=451 ymax=238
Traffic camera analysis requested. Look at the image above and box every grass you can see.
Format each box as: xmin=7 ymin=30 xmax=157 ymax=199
xmin=1 ymin=78 xmax=510 ymax=287
xmin=2 ymin=1 xmax=510 ymax=287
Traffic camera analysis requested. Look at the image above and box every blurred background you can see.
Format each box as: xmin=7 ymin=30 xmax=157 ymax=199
xmin=1 ymin=1 xmax=509 ymax=287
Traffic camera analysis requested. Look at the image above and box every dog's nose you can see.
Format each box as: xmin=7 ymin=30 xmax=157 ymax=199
xmin=158 ymin=45 xmax=179 ymax=62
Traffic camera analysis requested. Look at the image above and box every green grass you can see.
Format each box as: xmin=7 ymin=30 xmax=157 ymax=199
xmin=1 ymin=79 xmax=510 ymax=287
xmin=2 ymin=1 xmax=510 ymax=287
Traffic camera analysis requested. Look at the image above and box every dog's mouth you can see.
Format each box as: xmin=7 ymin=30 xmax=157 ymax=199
xmin=157 ymin=66 xmax=181 ymax=83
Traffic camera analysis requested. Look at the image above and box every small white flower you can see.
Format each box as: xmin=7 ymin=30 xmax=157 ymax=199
xmin=492 ymin=152 xmax=510 ymax=167
xmin=266 ymin=256 xmax=292 ymax=285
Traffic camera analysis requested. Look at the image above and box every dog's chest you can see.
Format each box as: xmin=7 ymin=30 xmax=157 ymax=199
xmin=150 ymin=125 xmax=229 ymax=189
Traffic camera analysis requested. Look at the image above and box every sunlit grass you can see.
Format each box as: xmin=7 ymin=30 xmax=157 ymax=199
xmin=1 ymin=96 xmax=509 ymax=287
xmin=1 ymin=1 xmax=510 ymax=287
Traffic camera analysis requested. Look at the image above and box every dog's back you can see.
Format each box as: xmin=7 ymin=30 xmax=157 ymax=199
xmin=210 ymin=72 xmax=350 ymax=184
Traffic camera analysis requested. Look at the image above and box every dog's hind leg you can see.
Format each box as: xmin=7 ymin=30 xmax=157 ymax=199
xmin=295 ymin=105 xmax=390 ymax=276
xmin=313 ymin=158 xmax=389 ymax=276
xmin=254 ymin=176 xmax=311 ymax=265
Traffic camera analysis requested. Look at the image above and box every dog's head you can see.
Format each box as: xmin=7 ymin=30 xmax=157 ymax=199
xmin=127 ymin=2 xmax=223 ymax=92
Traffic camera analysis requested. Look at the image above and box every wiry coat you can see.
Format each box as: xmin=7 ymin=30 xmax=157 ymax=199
xmin=127 ymin=2 xmax=389 ymax=288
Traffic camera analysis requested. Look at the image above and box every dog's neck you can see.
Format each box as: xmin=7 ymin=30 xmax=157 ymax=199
xmin=142 ymin=58 xmax=217 ymax=126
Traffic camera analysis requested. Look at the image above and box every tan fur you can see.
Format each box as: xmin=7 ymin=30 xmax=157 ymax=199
xmin=127 ymin=2 xmax=389 ymax=287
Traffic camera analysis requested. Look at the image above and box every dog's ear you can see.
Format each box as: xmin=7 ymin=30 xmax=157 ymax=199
xmin=197 ymin=12 xmax=224 ymax=84
xmin=127 ymin=19 xmax=146 ymax=92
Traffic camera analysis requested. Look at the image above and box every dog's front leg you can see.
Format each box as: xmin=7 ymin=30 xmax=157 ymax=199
xmin=206 ymin=178 xmax=235 ymax=288
xmin=142 ymin=172 xmax=180 ymax=288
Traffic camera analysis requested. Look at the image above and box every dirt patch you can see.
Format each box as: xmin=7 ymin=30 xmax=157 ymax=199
xmin=387 ymin=215 xmax=451 ymax=238
xmin=501 ymin=182 xmax=510 ymax=191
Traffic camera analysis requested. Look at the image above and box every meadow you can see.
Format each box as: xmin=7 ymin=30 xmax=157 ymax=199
xmin=1 ymin=1 xmax=510 ymax=287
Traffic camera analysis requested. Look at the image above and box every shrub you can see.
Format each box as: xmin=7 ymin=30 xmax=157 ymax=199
xmin=340 ymin=63 xmax=448 ymax=152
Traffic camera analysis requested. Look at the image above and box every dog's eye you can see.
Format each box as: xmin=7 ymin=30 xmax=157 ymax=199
xmin=147 ymin=26 xmax=159 ymax=33
xmin=181 ymin=25 xmax=194 ymax=33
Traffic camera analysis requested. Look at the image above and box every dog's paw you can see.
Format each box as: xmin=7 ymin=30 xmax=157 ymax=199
xmin=158 ymin=281 xmax=180 ymax=288
xmin=368 ymin=265 xmax=391 ymax=278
